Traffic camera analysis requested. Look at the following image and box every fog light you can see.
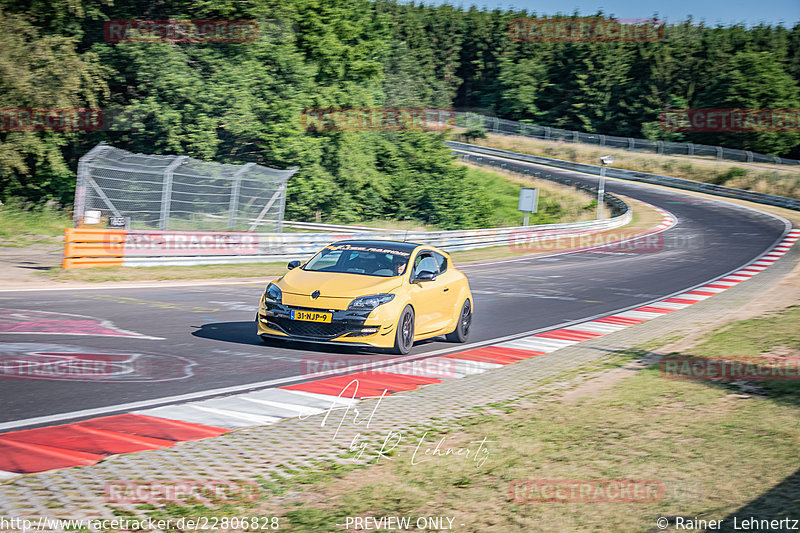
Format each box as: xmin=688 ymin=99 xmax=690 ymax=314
xmin=362 ymin=327 xmax=378 ymax=334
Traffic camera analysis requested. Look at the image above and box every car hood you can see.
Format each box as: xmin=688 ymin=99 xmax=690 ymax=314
xmin=277 ymin=269 xmax=403 ymax=305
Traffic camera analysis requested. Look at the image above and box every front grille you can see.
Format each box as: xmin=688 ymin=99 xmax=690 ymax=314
xmin=270 ymin=317 xmax=358 ymax=339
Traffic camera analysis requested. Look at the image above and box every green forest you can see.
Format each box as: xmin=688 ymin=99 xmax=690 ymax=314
xmin=1 ymin=0 xmax=799 ymax=227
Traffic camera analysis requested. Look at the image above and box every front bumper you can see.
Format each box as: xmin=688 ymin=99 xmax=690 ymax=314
xmin=256 ymin=301 xmax=396 ymax=348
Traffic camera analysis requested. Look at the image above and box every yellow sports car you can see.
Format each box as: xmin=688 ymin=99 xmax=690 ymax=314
xmin=256 ymin=240 xmax=473 ymax=354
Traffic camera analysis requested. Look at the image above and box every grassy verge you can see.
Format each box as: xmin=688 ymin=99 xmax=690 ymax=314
xmin=459 ymin=132 xmax=800 ymax=199
xmin=234 ymin=306 xmax=800 ymax=532
xmin=460 ymin=165 xmax=597 ymax=227
xmin=0 ymin=201 xmax=72 ymax=247
xmin=685 ymin=305 xmax=800 ymax=403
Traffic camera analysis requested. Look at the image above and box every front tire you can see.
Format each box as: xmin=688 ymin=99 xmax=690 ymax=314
xmin=393 ymin=305 xmax=415 ymax=355
xmin=445 ymin=299 xmax=471 ymax=343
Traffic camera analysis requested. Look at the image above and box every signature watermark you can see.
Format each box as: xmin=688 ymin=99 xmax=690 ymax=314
xmin=306 ymin=380 xmax=493 ymax=467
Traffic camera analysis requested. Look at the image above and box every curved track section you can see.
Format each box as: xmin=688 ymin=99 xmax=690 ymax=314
xmin=0 ymin=156 xmax=791 ymax=433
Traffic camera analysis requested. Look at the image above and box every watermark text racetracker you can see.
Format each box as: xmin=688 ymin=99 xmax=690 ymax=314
xmin=104 ymin=19 xmax=260 ymax=43
xmin=105 ymin=479 xmax=258 ymax=505
xmin=0 ymin=107 xmax=169 ymax=132
xmin=509 ymin=17 xmax=664 ymax=42
xmin=509 ymin=229 xmax=701 ymax=254
xmin=661 ymin=356 xmax=800 ymax=381
xmin=122 ymin=231 xmax=259 ymax=255
xmin=301 ymin=356 xmax=492 ymax=379
xmin=0 ymin=108 xmax=103 ymax=131
xmin=660 ymin=108 xmax=800 ymax=132
xmin=509 ymin=479 xmax=664 ymax=503
xmin=301 ymin=108 xmax=456 ymax=132
xmin=0 ymin=344 xmax=194 ymax=382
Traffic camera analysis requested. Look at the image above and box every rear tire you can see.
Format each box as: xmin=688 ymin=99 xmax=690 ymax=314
xmin=445 ymin=299 xmax=471 ymax=343
xmin=393 ymin=305 xmax=415 ymax=355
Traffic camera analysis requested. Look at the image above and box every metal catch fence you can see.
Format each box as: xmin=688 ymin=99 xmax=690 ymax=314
xmin=74 ymin=143 xmax=298 ymax=231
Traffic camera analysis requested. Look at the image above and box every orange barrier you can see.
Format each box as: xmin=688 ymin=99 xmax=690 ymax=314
xmin=62 ymin=228 xmax=126 ymax=269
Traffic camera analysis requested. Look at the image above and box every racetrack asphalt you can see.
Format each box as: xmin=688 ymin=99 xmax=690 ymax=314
xmin=0 ymin=161 xmax=789 ymax=428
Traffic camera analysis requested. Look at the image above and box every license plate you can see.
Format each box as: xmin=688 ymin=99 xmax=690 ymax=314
xmin=291 ymin=310 xmax=332 ymax=323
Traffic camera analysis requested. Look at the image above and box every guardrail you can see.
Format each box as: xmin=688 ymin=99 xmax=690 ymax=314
xmin=448 ymin=141 xmax=800 ymax=212
xmin=63 ymin=228 xmax=127 ymax=268
xmin=63 ymin=209 xmax=632 ymax=268
xmin=452 ymin=111 xmax=800 ymax=167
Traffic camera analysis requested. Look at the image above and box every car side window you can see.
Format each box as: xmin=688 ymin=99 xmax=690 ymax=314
xmin=413 ymin=251 xmax=438 ymax=278
xmin=433 ymin=252 xmax=447 ymax=274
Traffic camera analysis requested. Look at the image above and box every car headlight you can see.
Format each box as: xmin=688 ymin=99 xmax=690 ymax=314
xmin=347 ymin=293 xmax=395 ymax=311
xmin=264 ymin=283 xmax=282 ymax=304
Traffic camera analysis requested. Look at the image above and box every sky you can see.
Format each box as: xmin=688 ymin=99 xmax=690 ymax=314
xmin=417 ymin=0 xmax=800 ymax=27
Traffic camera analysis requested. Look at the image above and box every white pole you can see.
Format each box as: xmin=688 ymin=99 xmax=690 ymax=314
xmin=596 ymin=165 xmax=606 ymax=219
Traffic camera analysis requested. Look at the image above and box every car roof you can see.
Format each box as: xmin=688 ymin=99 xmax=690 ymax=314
xmin=330 ymin=240 xmax=423 ymax=253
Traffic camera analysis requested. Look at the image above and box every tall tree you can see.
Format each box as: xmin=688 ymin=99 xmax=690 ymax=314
xmin=0 ymin=8 xmax=107 ymax=202
xmin=694 ymin=50 xmax=800 ymax=154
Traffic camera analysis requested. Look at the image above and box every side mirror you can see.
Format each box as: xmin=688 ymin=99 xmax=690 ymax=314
xmin=414 ymin=271 xmax=436 ymax=282
xmin=287 ymin=260 xmax=301 ymax=270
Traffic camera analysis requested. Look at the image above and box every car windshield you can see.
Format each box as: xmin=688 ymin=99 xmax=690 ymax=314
xmin=302 ymin=244 xmax=412 ymax=277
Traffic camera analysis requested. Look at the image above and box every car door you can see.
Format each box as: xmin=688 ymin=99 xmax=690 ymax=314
xmin=408 ymin=249 xmax=447 ymax=335
xmin=431 ymin=251 xmax=461 ymax=325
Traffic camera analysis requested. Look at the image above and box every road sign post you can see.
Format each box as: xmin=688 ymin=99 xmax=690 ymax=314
xmin=598 ymin=155 xmax=614 ymax=219
xmin=518 ymin=187 xmax=538 ymax=226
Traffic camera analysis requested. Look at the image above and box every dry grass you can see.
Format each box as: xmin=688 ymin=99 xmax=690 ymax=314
xmin=37 ymin=262 xmax=288 ymax=283
xmin=463 ymin=132 xmax=800 ymax=200
xmin=0 ymin=201 xmax=72 ymax=247
xmin=459 ymin=161 xmax=607 ymax=222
